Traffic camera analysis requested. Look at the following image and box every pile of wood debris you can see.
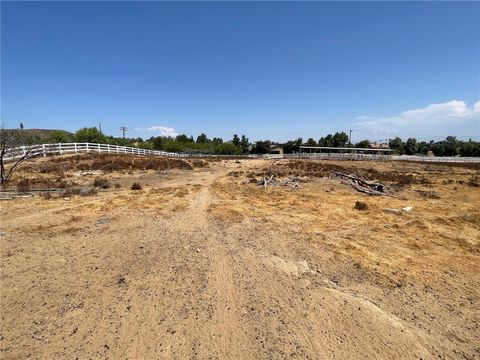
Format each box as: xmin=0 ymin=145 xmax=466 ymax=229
xmin=330 ymin=171 xmax=388 ymax=196
xmin=257 ymin=175 xmax=306 ymax=189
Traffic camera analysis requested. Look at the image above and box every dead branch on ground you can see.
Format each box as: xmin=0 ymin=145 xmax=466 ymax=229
xmin=331 ymin=171 xmax=387 ymax=196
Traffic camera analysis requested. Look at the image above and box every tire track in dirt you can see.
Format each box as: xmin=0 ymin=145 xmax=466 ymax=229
xmin=0 ymin=162 xmax=450 ymax=359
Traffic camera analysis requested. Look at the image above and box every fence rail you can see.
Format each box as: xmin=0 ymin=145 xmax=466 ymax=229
xmin=3 ymin=142 xmax=480 ymax=163
xmin=285 ymin=152 xmax=480 ymax=163
xmin=2 ymin=142 xmax=262 ymax=162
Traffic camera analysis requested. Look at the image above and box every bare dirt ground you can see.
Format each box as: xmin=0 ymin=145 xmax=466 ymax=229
xmin=1 ymin=155 xmax=479 ymax=359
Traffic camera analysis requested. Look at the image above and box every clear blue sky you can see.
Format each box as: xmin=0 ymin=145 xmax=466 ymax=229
xmin=1 ymin=1 xmax=479 ymax=142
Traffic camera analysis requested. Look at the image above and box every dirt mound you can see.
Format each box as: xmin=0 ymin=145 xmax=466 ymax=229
xmin=23 ymin=154 xmax=196 ymax=173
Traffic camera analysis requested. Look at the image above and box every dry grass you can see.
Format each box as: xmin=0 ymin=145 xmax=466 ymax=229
xmin=1 ymin=157 xmax=479 ymax=359
xmin=21 ymin=153 xmax=197 ymax=174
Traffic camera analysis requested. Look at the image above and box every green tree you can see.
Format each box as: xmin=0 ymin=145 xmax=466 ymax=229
xmin=232 ymin=134 xmax=240 ymax=147
xmin=388 ymin=137 xmax=405 ymax=154
xmin=355 ymin=139 xmax=370 ymax=148
xmin=417 ymin=141 xmax=429 ymax=155
xmin=332 ymin=132 xmax=349 ymax=147
xmin=240 ymin=135 xmax=250 ymax=154
xmin=405 ymin=138 xmax=418 ymax=155
xmin=214 ymin=143 xmax=240 ymax=155
xmin=212 ymin=137 xmax=223 ymax=145
xmin=304 ymin=138 xmax=317 ymax=146
xmin=74 ymin=127 xmax=106 ymax=143
xmin=459 ymin=140 xmax=480 ymax=157
xmin=282 ymin=138 xmax=303 ymax=154
xmin=251 ymin=140 xmax=271 ymax=154
xmin=431 ymin=142 xmax=445 ymax=156
xmin=196 ymin=133 xmax=210 ymax=144
xmin=152 ymin=136 xmax=167 ymax=150
xmin=48 ymin=130 xmax=71 ymax=143
xmin=164 ymin=140 xmax=185 ymax=152
xmin=318 ymin=134 xmax=333 ymax=147
xmin=137 ymin=141 xmax=153 ymax=150
xmin=444 ymin=136 xmax=458 ymax=156
xmin=175 ymin=134 xmax=191 ymax=143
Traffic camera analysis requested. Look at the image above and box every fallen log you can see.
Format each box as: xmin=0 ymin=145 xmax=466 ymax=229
xmin=331 ymin=171 xmax=387 ymax=196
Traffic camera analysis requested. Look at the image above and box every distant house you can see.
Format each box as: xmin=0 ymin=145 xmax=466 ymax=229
xmin=369 ymin=142 xmax=390 ymax=149
xmin=270 ymin=144 xmax=284 ymax=155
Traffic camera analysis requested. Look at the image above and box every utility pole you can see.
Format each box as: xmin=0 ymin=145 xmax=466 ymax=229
xmin=349 ymin=129 xmax=353 ymax=146
xmin=99 ymin=122 xmax=102 ymax=133
xmin=120 ymin=126 xmax=127 ymax=139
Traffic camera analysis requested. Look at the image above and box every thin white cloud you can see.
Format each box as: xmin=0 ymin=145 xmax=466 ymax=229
xmin=355 ymin=100 xmax=480 ymax=139
xmin=135 ymin=126 xmax=179 ymax=137
xmin=355 ymin=115 xmax=375 ymax=121
xmin=474 ymin=100 xmax=480 ymax=113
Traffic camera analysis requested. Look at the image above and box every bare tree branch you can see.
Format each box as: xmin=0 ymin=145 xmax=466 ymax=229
xmin=0 ymin=128 xmax=40 ymax=184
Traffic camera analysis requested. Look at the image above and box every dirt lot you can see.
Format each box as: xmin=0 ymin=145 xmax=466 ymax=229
xmin=1 ymin=155 xmax=479 ymax=359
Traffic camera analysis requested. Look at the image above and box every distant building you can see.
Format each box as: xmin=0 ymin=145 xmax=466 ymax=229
xmin=299 ymin=146 xmax=394 ymax=155
xmin=270 ymin=144 xmax=284 ymax=155
xmin=369 ymin=142 xmax=390 ymax=149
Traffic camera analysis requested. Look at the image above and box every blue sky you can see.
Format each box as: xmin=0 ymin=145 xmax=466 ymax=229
xmin=1 ymin=1 xmax=479 ymax=142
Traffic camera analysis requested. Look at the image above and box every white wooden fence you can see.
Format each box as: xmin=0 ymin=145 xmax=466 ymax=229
xmin=2 ymin=142 xmax=259 ymax=162
xmin=285 ymin=152 xmax=480 ymax=163
xmin=3 ymin=142 xmax=480 ymax=163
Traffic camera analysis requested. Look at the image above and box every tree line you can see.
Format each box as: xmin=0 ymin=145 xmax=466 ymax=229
xmin=7 ymin=127 xmax=480 ymax=157
xmin=387 ymin=136 xmax=480 ymax=157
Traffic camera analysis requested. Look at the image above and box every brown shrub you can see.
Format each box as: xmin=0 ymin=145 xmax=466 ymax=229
xmin=93 ymin=177 xmax=111 ymax=189
xmin=16 ymin=176 xmax=76 ymax=190
xmin=23 ymin=154 xmax=195 ymax=174
xmin=17 ymin=178 xmax=32 ymax=191
xmin=131 ymin=182 xmax=142 ymax=190
xmin=415 ymin=190 xmax=440 ymax=199
xmin=354 ymin=201 xmax=368 ymax=211
xmin=467 ymin=176 xmax=480 ymax=187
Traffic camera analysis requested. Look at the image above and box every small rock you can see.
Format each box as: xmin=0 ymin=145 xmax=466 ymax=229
xmin=64 ymin=197 xmax=71 ymax=201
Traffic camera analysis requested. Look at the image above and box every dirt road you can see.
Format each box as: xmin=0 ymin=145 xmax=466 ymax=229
xmin=1 ymin=159 xmax=479 ymax=359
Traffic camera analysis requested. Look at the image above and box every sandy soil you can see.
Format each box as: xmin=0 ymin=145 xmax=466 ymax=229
xmin=1 ymin=157 xmax=479 ymax=359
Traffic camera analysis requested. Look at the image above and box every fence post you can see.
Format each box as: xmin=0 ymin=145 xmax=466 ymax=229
xmin=116 ymin=145 xmax=119 ymax=154
xmin=42 ymin=144 xmax=46 ymax=157
xmin=22 ymin=146 xmax=26 ymax=157
xmin=107 ymin=144 xmax=110 ymax=153
xmin=86 ymin=143 xmax=89 ymax=153
xmin=97 ymin=143 xmax=101 ymax=153
xmin=74 ymin=142 xmax=78 ymax=154
xmin=59 ymin=143 xmax=62 ymax=155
